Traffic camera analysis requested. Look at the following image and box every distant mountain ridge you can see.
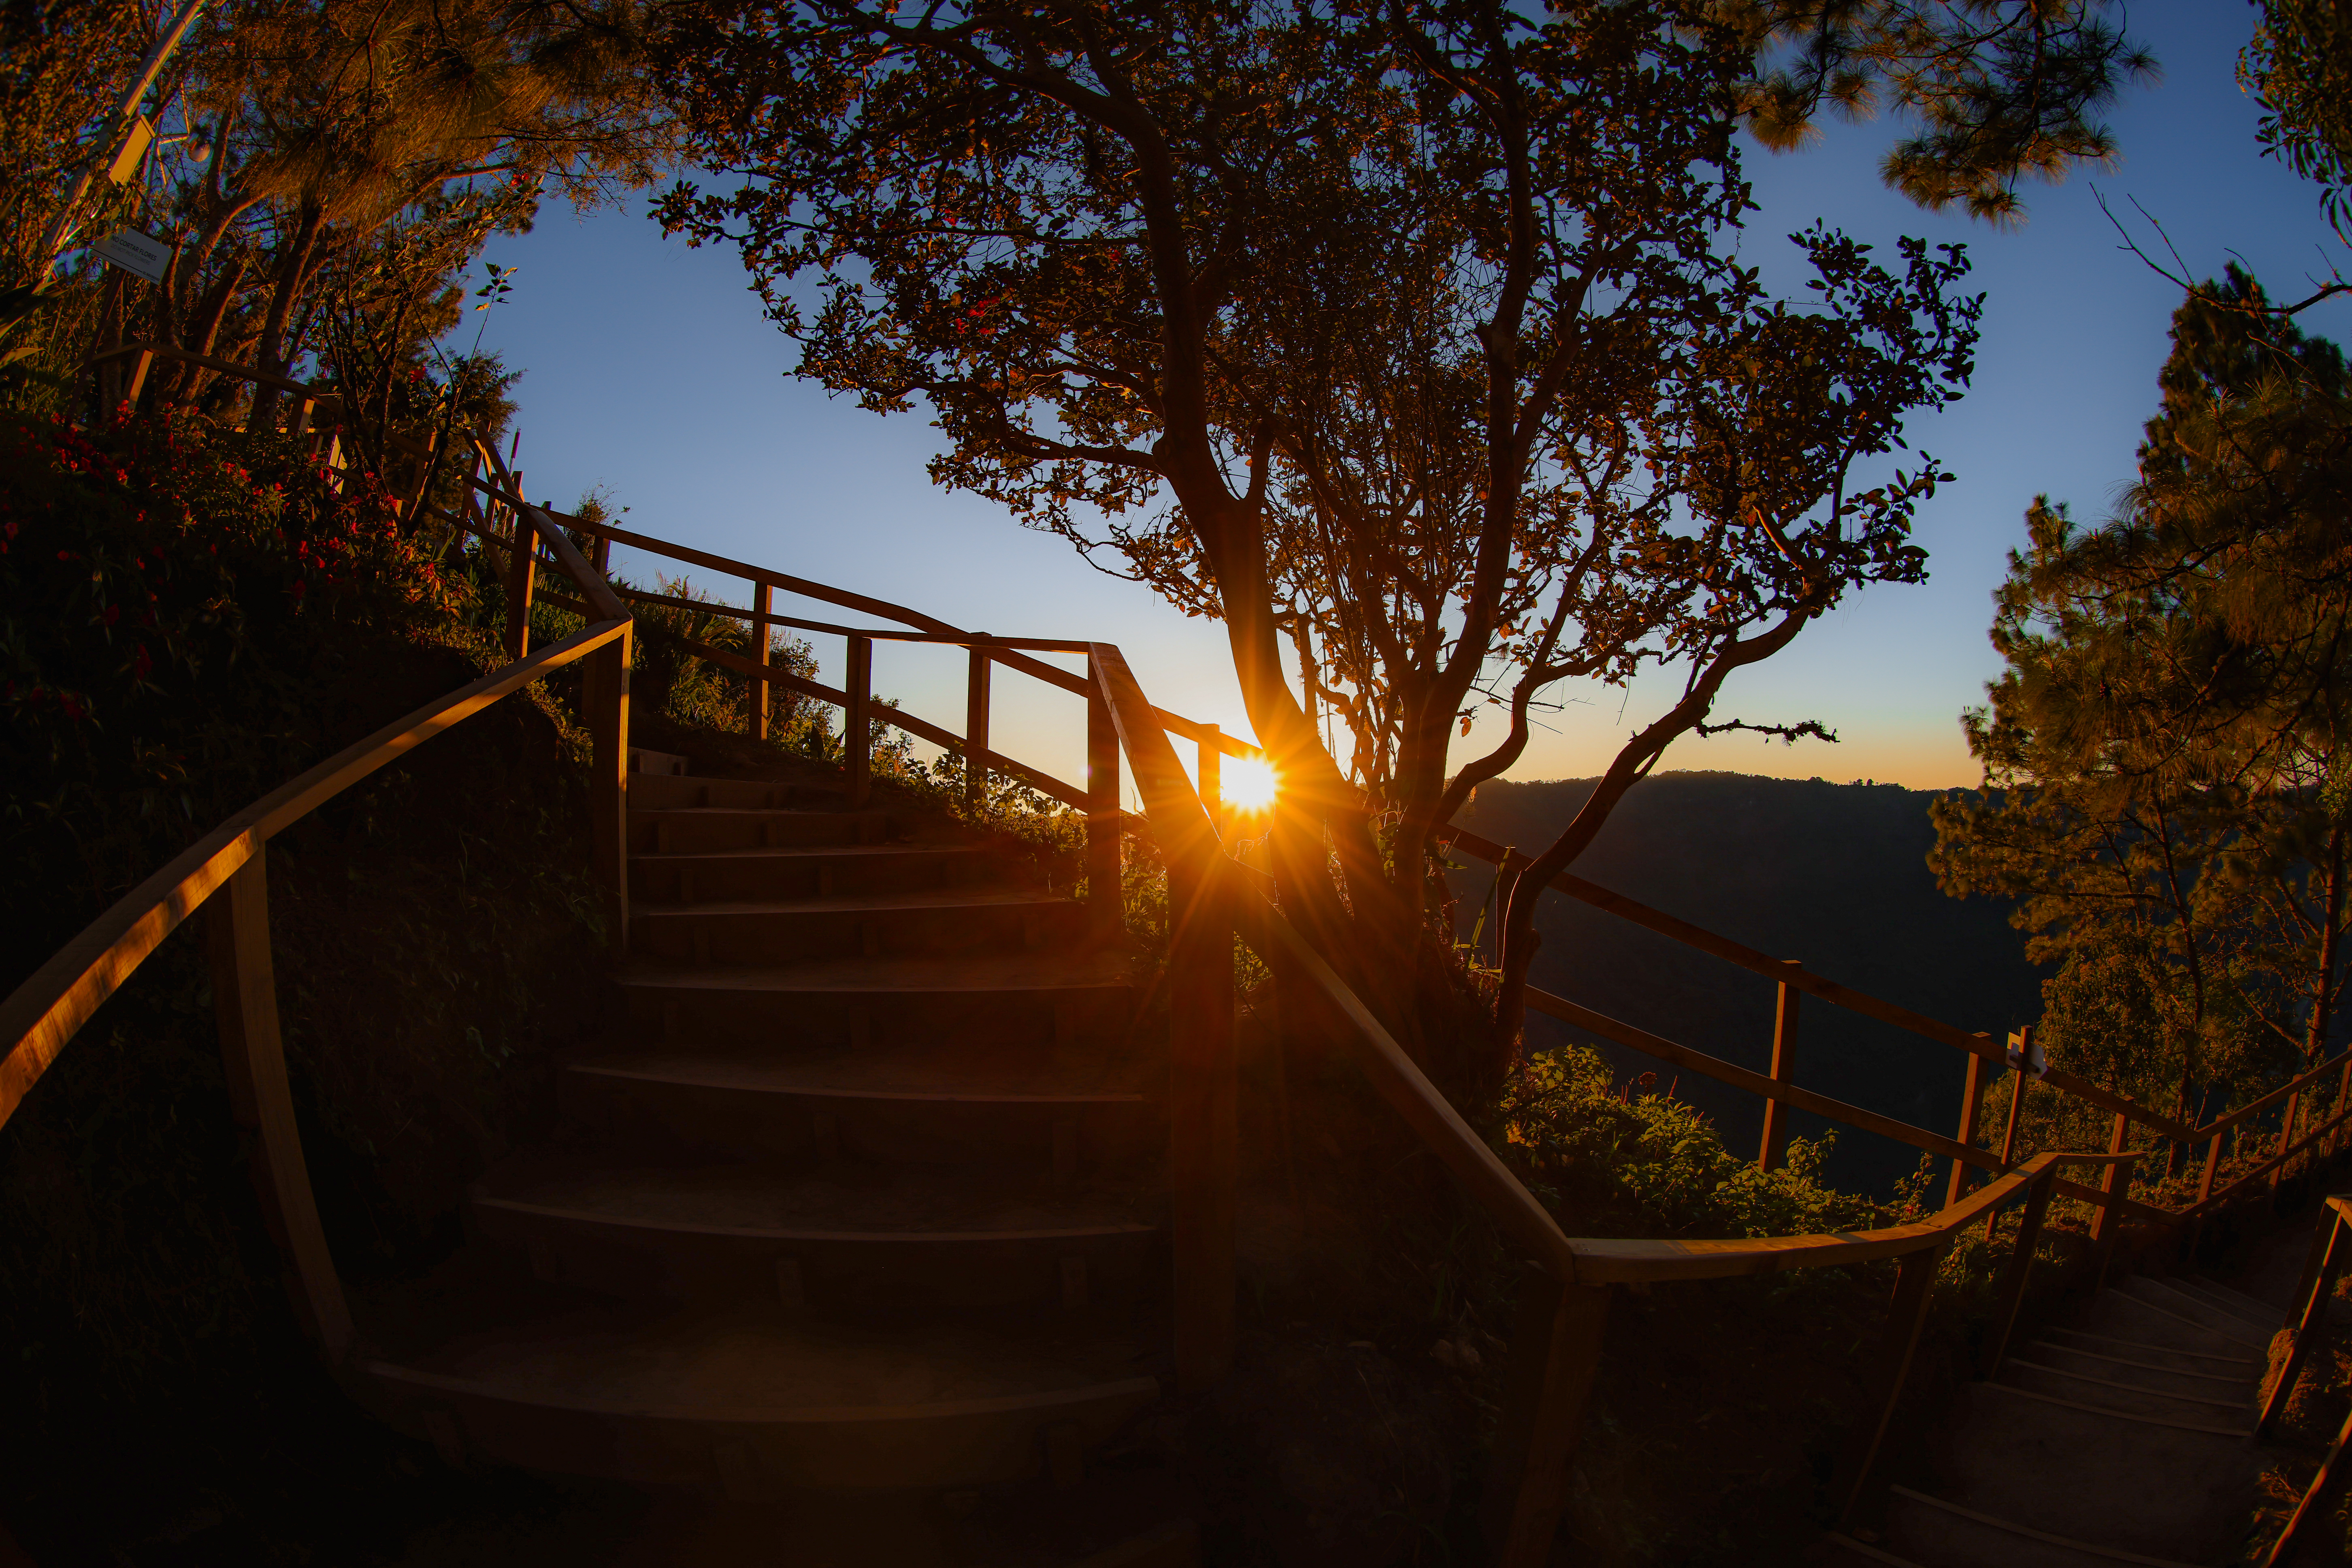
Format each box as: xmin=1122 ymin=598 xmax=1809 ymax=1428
xmin=1452 ymin=771 xmax=2045 ymax=1195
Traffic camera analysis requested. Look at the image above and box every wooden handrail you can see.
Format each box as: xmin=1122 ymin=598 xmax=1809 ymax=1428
xmin=1438 ymin=824 xmax=2197 ymax=1142
xmin=1088 ymin=643 xmax=1240 ymax=1390
xmin=0 ymin=615 xmax=628 ymax=1131
xmin=1560 ymin=1150 xmax=2135 ymax=1285
xmin=1240 ymin=886 xmax=1583 ymax=1281
xmin=86 ymin=339 xmax=329 ymax=402
xmin=2257 ymin=1193 xmax=2352 ymax=1565
xmin=2190 ymin=1048 xmax=2352 ymax=1142
xmin=0 ymin=453 xmax=636 ymax=1376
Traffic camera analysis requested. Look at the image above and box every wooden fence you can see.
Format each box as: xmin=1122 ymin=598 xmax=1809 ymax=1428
xmin=6 ymin=368 xmax=2343 ymax=1564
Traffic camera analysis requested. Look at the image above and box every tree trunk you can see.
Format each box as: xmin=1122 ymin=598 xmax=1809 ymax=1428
xmin=162 ymin=254 xmax=248 ymax=411
xmin=247 ymin=202 xmax=325 ymax=429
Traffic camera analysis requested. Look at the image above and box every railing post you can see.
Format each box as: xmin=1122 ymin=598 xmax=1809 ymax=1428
xmin=965 ymin=643 xmax=992 ymax=811
xmin=1759 ymin=959 xmax=1800 ymax=1171
xmin=2259 ymin=1205 xmax=2350 ymax=1436
xmin=750 ymin=581 xmax=772 ymax=742
xmin=503 ymin=509 xmax=537 ymax=662
xmin=1946 ymin=1042 xmax=1990 ymax=1210
xmin=1981 ymin=1163 xmax=2055 ymax=1377
xmin=586 ymin=622 xmax=632 ymax=954
xmin=2275 ymin=1084 xmax=2306 ymax=1191
xmin=1198 ymin=726 xmax=1222 ymax=835
xmin=2092 ymin=1113 xmax=2131 ymax=1289
xmin=1835 ymin=1240 xmax=1949 ymax=1528
xmin=844 ymin=635 xmax=872 ymax=810
xmin=2334 ymin=1055 xmax=2352 ymax=1157
xmin=1987 ymin=1050 xmax=2030 ymax=1243
xmin=1085 ymin=658 xmax=1121 ymax=938
xmin=1169 ymin=856 xmax=1236 ymax=1390
xmin=1486 ymin=1272 xmax=1613 ymax=1568
xmin=208 ymin=845 xmax=353 ymax=1363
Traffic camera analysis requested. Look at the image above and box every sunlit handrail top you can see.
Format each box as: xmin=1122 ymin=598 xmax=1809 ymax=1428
xmin=1561 ymin=1151 xmax=2133 ymax=1285
xmin=0 ymin=608 xmax=627 ymax=1133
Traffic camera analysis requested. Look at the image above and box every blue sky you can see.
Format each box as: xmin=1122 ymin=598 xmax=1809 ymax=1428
xmin=462 ymin=3 xmax=2352 ymax=797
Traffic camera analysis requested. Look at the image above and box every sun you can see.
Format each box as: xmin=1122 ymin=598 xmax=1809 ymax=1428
xmin=1221 ymin=755 xmax=1280 ymax=814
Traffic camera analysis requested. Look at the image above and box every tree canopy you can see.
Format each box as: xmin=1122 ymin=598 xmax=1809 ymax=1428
xmin=654 ymin=0 xmax=1987 ymax=1063
xmin=1934 ymin=272 xmax=2352 ymax=1141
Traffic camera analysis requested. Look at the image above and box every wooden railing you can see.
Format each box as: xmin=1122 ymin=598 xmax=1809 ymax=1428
xmin=1437 ymin=824 xmax=2352 ymax=1242
xmin=10 ymin=376 xmax=2327 ymax=1565
xmin=2256 ymin=1193 xmax=2352 ymax=1565
xmin=0 ymin=506 xmax=633 ymax=1361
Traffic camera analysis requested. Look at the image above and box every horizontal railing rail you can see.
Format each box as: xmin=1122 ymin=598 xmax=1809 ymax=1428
xmin=1440 ymin=822 xmax=2352 ymax=1230
xmin=24 ymin=376 xmax=2338 ymax=1568
xmin=1221 ymin=868 xmax=2148 ymax=1564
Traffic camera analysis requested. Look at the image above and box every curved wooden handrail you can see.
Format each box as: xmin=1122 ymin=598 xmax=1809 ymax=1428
xmin=1563 ymin=1150 xmax=2134 ymax=1285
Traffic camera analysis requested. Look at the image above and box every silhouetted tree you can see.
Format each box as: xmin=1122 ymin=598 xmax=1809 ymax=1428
xmin=1934 ymin=271 xmax=2352 ymax=1153
xmin=654 ymin=0 xmax=1987 ymax=1067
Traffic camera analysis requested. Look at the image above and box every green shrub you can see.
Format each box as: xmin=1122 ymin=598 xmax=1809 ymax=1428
xmin=1496 ymin=1044 xmax=1894 ymax=1239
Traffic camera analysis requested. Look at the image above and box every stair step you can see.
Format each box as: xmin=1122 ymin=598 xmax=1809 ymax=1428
xmin=2021 ymin=1340 xmax=2260 ymax=1398
xmin=631 ymin=842 xmax=997 ymax=902
xmin=1998 ymin=1357 xmax=2253 ymax=1421
xmin=354 ymin=1286 xmax=1158 ymax=1496
xmin=628 ymin=775 xmax=845 ymax=812
xmin=631 ymin=806 xmax=894 ymax=854
xmin=2163 ymin=1276 xmax=2280 ymax=1331
xmin=2079 ymin=1288 xmax=2265 ymax=1357
xmin=1885 ymin=1487 xmax=2203 ymax=1568
xmin=1928 ymin=1382 xmax=2257 ymax=1557
xmin=2111 ymin=1278 xmax=2273 ymax=1349
xmin=474 ymin=1152 xmax=1160 ymax=1309
xmin=1822 ymin=1534 xmax=1930 ymax=1568
xmin=623 ymin=949 xmax=1142 ymax=996
xmin=631 ymin=888 xmax=1089 ymax=965
xmin=618 ymin=951 xmax=1144 ymax=1049
xmin=2034 ymin=1324 xmax=2261 ymax=1375
xmin=564 ymin=1047 xmax=1160 ymax=1168
xmin=2188 ymin=1274 xmax=2286 ymax=1321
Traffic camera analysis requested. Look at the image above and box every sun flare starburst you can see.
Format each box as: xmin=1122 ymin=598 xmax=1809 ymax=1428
xmin=1221 ymin=755 xmax=1279 ymax=814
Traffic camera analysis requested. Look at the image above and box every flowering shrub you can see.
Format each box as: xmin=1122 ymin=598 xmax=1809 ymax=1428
xmin=0 ymin=408 xmax=455 ymax=929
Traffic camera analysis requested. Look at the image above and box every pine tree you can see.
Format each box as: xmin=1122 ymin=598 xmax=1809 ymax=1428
xmin=1933 ymin=270 xmax=2352 ymax=1154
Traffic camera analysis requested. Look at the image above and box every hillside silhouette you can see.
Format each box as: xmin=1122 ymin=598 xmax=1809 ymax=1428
xmin=1453 ymin=771 xmax=2045 ymax=1195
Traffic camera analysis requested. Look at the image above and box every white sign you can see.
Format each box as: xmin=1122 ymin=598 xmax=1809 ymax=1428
xmin=94 ymin=228 xmax=168 ymax=283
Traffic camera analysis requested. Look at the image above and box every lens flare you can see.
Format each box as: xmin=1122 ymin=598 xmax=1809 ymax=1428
xmin=1221 ymin=755 xmax=1279 ymax=814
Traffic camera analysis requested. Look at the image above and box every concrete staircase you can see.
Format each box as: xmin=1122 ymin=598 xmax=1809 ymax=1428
xmin=347 ymin=771 xmax=1193 ymax=1563
xmin=1827 ymin=1272 xmax=2280 ymax=1567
